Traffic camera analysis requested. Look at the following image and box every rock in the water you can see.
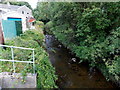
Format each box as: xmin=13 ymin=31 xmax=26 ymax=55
xmin=58 ymin=44 xmax=62 ymax=48
xmin=71 ymin=58 xmax=76 ymax=62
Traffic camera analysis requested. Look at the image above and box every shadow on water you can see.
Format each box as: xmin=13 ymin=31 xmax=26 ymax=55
xmin=45 ymin=34 xmax=117 ymax=88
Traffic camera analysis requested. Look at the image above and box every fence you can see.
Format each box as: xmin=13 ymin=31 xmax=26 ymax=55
xmin=0 ymin=44 xmax=35 ymax=74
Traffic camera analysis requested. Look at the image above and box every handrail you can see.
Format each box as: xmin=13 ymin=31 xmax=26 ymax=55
xmin=0 ymin=44 xmax=34 ymax=50
xmin=0 ymin=59 xmax=34 ymax=63
xmin=0 ymin=44 xmax=35 ymax=74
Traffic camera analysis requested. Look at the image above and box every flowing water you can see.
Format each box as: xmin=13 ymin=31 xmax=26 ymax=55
xmin=45 ymin=34 xmax=116 ymax=88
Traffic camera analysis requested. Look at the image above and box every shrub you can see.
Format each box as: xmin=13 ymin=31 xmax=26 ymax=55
xmin=34 ymin=2 xmax=120 ymax=84
xmin=0 ymin=30 xmax=57 ymax=88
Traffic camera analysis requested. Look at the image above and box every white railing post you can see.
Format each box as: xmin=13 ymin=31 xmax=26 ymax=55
xmin=33 ymin=49 xmax=35 ymax=74
xmin=11 ymin=47 xmax=15 ymax=73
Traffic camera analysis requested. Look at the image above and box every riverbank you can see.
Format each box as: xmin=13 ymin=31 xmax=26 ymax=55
xmin=0 ymin=29 xmax=57 ymax=88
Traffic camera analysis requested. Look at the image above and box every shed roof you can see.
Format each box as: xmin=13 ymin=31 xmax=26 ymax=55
xmin=0 ymin=4 xmax=21 ymax=10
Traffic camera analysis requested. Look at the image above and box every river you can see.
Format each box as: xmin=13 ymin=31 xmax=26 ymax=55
xmin=45 ymin=34 xmax=116 ymax=88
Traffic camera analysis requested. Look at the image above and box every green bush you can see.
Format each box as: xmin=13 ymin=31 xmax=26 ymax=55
xmin=0 ymin=30 xmax=57 ymax=88
xmin=44 ymin=21 xmax=53 ymax=34
xmin=35 ymin=21 xmax=44 ymax=30
xmin=34 ymin=2 xmax=120 ymax=84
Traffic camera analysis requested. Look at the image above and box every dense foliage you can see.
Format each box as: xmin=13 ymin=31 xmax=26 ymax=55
xmin=0 ymin=30 xmax=57 ymax=88
xmin=34 ymin=2 xmax=120 ymax=84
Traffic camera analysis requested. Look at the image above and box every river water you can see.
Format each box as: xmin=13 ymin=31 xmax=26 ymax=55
xmin=45 ymin=34 xmax=116 ymax=88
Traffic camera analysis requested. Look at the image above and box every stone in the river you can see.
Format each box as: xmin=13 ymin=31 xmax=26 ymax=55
xmin=58 ymin=44 xmax=62 ymax=48
xmin=71 ymin=58 xmax=76 ymax=62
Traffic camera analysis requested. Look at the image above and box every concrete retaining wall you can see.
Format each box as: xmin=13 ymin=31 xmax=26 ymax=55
xmin=0 ymin=72 xmax=36 ymax=88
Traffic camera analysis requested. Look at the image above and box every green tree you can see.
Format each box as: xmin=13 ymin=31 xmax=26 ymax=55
xmin=34 ymin=2 xmax=120 ymax=85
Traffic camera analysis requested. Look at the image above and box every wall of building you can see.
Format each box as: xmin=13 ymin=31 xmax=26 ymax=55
xmin=2 ymin=11 xmax=27 ymax=32
xmin=0 ymin=4 xmax=34 ymax=33
xmin=17 ymin=6 xmax=32 ymax=18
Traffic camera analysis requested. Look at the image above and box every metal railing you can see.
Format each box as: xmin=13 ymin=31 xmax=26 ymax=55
xmin=0 ymin=44 xmax=35 ymax=74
